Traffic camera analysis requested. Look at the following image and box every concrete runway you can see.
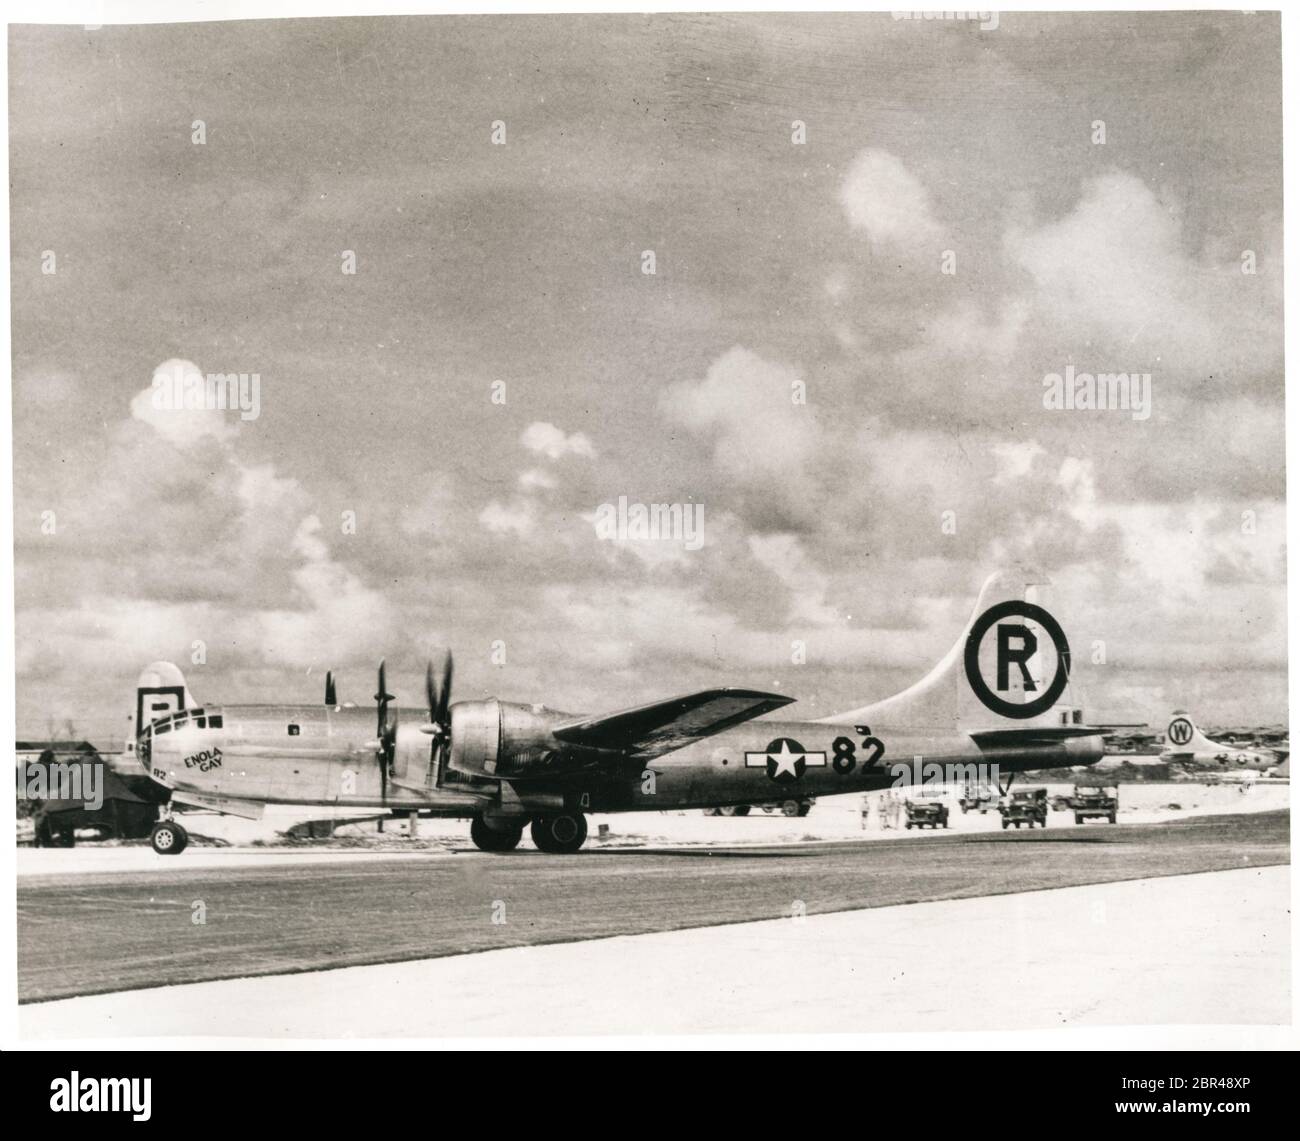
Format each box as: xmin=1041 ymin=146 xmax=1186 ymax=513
xmin=22 ymin=866 xmax=1288 ymax=1038
xmin=18 ymin=810 xmax=1288 ymax=1005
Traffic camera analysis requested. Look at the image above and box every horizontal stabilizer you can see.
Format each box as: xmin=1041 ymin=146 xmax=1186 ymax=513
xmin=970 ymin=726 xmax=1105 ymax=749
xmin=553 ymin=688 xmax=794 ymax=761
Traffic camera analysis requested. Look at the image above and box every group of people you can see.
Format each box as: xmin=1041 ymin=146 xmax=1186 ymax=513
xmin=861 ymin=791 xmax=906 ymax=830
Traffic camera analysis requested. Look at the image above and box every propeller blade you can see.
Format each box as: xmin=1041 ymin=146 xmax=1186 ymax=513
xmin=435 ymin=651 xmax=453 ymax=727
xmin=374 ymin=660 xmax=395 ymax=731
xmin=423 ymin=651 xmax=454 ymax=785
xmin=325 ymin=671 xmax=337 ymax=707
xmin=374 ymin=660 xmax=396 ymax=802
xmin=425 ymin=660 xmax=438 ymax=723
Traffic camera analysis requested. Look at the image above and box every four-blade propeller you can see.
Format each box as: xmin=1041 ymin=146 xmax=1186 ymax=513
xmin=424 ymin=651 xmax=454 ymax=781
xmin=374 ymin=660 xmax=397 ymax=800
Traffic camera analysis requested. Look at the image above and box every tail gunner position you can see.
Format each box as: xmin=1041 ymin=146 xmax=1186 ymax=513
xmin=132 ymin=570 xmax=1105 ymax=854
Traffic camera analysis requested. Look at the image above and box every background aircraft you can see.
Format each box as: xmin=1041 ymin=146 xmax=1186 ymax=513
xmin=1160 ymin=712 xmax=1282 ymax=778
xmin=133 ymin=569 xmax=1107 ymax=854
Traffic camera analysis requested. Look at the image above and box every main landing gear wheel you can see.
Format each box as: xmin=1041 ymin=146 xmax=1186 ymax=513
xmin=470 ymin=816 xmax=524 ymax=852
xmin=531 ymin=813 xmax=588 ymax=854
xmin=150 ymin=821 xmax=188 ymax=856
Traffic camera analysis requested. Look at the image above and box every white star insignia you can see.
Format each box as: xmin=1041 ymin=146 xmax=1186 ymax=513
xmin=743 ymin=740 xmax=827 ymax=781
xmin=768 ymin=740 xmax=804 ymax=778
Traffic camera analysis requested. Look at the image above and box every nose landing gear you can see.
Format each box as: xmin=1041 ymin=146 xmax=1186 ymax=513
xmin=150 ymin=820 xmax=189 ymax=855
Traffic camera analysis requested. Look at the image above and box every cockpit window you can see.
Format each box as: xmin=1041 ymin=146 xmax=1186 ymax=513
xmin=147 ymin=709 xmax=222 ymax=735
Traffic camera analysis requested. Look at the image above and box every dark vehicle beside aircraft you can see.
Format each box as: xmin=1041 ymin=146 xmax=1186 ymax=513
xmin=959 ymin=783 xmax=999 ymax=813
xmin=1000 ymin=787 xmax=1048 ymax=829
xmin=905 ymin=799 xmax=949 ymax=829
xmin=1071 ymin=784 xmax=1118 ymax=825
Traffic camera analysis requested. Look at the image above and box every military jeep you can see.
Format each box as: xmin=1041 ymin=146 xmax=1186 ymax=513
xmin=999 ymin=787 xmax=1048 ymax=829
xmin=1070 ymin=785 xmax=1118 ymax=825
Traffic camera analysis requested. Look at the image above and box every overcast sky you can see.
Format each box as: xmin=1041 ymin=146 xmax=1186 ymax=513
xmin=10 ymin=12 xmax=1285 ymax=741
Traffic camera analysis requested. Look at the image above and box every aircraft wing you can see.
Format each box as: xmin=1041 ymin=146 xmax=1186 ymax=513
xmin=552 ymin=688 xmax=794 ymax=761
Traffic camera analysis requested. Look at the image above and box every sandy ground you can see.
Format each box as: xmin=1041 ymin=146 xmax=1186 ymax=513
xmin=18 ymin=778 xmax=1289 ymax=877
xmin=20 ymin=865 xmax=1288 ymax=1039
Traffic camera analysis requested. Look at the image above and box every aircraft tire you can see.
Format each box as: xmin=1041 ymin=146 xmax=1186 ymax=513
xmin=150 ymin=821 xmax=188 ymax=856
xmin=470 ymin=816 xmax=523 ymax=852
xmin=531 ymin=813 xmax=588 ymax=854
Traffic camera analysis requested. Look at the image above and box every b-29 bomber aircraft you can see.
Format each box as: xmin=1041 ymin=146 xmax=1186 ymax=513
xmin=132 ymin=570 xmax=1106 ymax=854
xmin=1160 ymin=712 xmax=1283 ymax=778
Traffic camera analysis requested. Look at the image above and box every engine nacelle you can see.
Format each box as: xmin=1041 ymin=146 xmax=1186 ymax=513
xmin=448 ymin=700 xmax=501 ymax=776
xmin=448 ymin=699 xmax=577 ymax=779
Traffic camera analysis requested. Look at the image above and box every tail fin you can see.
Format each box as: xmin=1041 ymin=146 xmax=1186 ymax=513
xmin=130 ymin=662 xmax=194 ymax=754
xmin=818 ymin=569 xmax=1085 ymax=733
xmin=1163 ymin=711 xmax=1217 ymax=754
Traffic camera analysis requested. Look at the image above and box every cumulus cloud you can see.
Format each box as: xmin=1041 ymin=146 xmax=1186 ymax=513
xmin=839 ymin=149 xmax=943 ymax=247
xmin=521 ymin=421 xmax=596 ymax=460
xmin=16 ymin=357 xmax=407 ymax=718
xmin=12 ymin=19 xmax=1285 ymax=734
xmin=476 ymin=421 xmax=600 ymax=542
xmin=479 ymin=499 xmax=536 ymax=537
xmin=747 ymin=534 xmax=841 ymax=626
xmin=129 ymin=359 xmax=239 ymax=447
xmin=1008 ymin=172 xmax=1281 ymax=381
xmin=659 ymin=346 xmax=825 ymax=528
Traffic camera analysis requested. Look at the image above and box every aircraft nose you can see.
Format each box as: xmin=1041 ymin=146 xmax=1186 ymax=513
xmin=145 ymin=733 xmax=182 ymax=783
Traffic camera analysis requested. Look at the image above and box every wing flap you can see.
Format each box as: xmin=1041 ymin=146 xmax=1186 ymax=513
xmin=553 ymin=688 xmax=794 ymax=761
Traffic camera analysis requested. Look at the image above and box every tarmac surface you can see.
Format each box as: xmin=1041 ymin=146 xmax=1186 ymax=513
xmin=18 ymin=809 xmax=1288 ymax=1005
xmin=21 ymin=865 xmax=1288 ymax=1038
